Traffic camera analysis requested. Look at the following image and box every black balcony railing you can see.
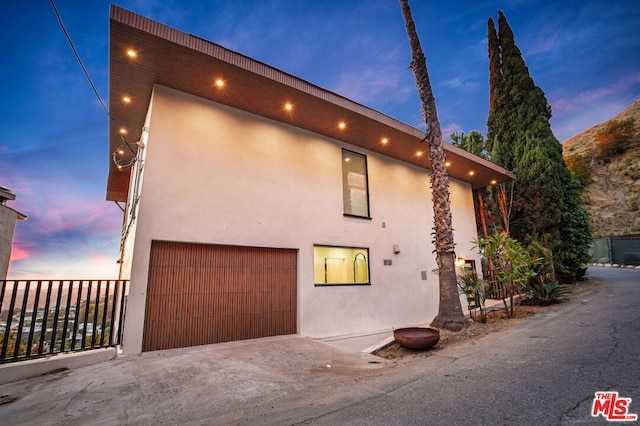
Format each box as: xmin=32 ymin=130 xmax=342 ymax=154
xmin=0 ymin=280 xmax=128 ymax=363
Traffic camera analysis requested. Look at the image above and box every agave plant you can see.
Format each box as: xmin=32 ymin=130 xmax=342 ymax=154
xmin=524 ymin=280 xmax=567 ymax=305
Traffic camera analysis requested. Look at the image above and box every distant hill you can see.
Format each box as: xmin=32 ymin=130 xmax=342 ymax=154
xmin=562 ymin=100 xmax=640 ymax=238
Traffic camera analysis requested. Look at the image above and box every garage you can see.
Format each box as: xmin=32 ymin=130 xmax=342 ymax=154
xmin=142 ymin=241 xmax=297 ymax=352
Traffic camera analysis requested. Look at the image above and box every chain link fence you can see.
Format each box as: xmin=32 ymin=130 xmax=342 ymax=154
xmin=590 ymin=237 xmax=640 ymax=265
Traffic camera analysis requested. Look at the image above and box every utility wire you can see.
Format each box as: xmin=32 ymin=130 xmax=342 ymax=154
xmin=50 ymin=0 xmax=136 ymax=156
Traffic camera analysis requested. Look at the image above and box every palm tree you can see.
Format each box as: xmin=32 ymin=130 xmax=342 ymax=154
xmin=399 ymin=0 xmax=468 ymax=331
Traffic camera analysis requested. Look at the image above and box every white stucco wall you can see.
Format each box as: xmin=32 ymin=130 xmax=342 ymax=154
xmin=121 ymin=84 xmax=480 ymax=354
xmin=0 ymin=206 xmax=20 ymax=279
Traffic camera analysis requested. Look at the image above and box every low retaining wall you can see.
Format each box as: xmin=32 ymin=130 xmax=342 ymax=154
xmin=590 ymin=263 xmax=640 ymax=270
xmin=0 ymin=348 xmax=117 ymax=385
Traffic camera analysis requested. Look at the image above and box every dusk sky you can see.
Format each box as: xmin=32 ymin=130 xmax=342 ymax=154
xmin=1 ymin=0 xmax=639 ymax=279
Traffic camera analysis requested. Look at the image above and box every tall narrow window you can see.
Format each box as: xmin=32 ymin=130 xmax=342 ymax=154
xmin=342 ymin=149 xmax=370 ymax=218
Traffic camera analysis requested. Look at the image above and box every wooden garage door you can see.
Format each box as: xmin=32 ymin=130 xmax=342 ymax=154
xmin=143 ymin=241 xmax=297 ymax=352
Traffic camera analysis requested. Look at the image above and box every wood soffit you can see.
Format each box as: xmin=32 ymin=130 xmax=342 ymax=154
xmin=107 ymin=5 xmax=515 ymax=202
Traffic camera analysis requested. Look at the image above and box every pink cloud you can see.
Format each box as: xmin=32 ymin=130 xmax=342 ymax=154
xmin=9 ymin=244 xmax=30 ymax=261
xmin=13 ymin=184 xmax=120 ymax=239
xmin=90 ymin=255 xmax=117 ymax=272
xmin=6 ymin=185 xmax=122 ymax=280
xmin=552 ymin=73 xmax=640 ymax=114
xmin=40 ymin=197 xmax=114 ymax=234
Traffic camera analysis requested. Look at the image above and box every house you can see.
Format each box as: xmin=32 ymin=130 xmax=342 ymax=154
xmin=0 ymin=186 xmax=27 ymax=279
xmin=107 ymin=5 xmax=515 ymax=354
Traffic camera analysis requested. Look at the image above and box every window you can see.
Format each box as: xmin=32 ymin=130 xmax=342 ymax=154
xmin=342 ymin=149 xmax=370 ymax=218
xmin=314 ymin=245 xmax=370 ymax=286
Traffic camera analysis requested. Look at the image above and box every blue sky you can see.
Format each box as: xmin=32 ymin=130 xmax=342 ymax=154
xmin=1 ymin=0 xmax=639 ymax=279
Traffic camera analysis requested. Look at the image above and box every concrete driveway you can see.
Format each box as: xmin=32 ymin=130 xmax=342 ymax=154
xmin=0 ymin=330 xmax=393 ymax=425
xmin=1 ymin=266 xmax=638 ymax=425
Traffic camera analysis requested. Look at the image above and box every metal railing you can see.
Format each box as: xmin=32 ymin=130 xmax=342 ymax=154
xmin=0 ymin=280 xmax=128 ymax=363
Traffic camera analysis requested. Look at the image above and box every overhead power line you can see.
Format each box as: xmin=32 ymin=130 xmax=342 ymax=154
xmin=50 ymin=0 xmax=136 ymax=156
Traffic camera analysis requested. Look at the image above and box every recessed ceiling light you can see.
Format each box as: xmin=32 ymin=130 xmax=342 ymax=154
xmin=469 ymin=171 xmax=475 ymax=176
xmin=215 ymin=79 xmax=224 ymax=88
xmin=491 ymin=179 xmax=497 ymax=185
xmin=445 ymin=161 xmax=451 ymax=167
xmin=381 ymin=138 xmax=388 ymax=144
xmin=119 ymin=128 xmax=127 ymax=135
xmin=122 ymin=96 xmax=131 ymax=103
xmin=416 ymin=151 xmax=423 ymax=157
xmin=126 ymin=49 xmax=137 ymax=58
xmin=338 ymin=122 xmax=346 ymax=129
xmin=284 ymin=103 xmax=293 ymax=111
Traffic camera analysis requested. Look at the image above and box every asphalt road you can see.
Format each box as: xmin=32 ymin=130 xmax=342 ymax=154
xmin=302 ymin=266 xmax=640 ymax=425
xmin=1 ymin=267 xmax=638 ymax=425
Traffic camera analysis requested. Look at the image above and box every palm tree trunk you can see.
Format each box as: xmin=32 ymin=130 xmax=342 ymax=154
xmin=399 ymin=0 xmax=468 ymax=331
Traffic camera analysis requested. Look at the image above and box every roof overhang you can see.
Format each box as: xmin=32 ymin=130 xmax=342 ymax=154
xmin=108 ymin=5 xmax=515 ymax=202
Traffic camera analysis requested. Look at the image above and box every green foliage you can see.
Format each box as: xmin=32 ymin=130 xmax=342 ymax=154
xmin=485 ymin=10 xmax=592 ymax=282
xmin=473 ymin=234 xmax=539 ymax=317
xmin=512 ymin=134 xmax=567 ymax=243
xmin=522 ymin=237 xmax=567 ymax=304
xmin=526 ymin=236 xmax=555 ymax=279
xmin=555 ymin=177 xmax=592 ymax=282
xmin=457 ymin=269 xmax=487 ymax=321
xmin=523 ymin=281 xmax=566 ymax=305
xmin=450 ymin=131 xmax=487 ymax=159
xmin=595 ymin=118 xmax=636 ymax=159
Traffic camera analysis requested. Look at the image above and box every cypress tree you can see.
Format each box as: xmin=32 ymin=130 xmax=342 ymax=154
xmin=486 ymin=17 xmax=511 ymax=168
xmin=486 ymin=10 xmax=592 ymax=282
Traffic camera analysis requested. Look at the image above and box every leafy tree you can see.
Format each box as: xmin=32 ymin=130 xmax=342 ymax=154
xmin=486 ymin=11 xmax=591 ymax=282
xmin=400 ymin=0 xmax=468 ymax=331
xmin=450 ymin=130 xmax=515 ymax=237
xmin=451 ymin=131 xmax=487 ymax=158
xmin=473 ymin=234 xmax=538 ymax=317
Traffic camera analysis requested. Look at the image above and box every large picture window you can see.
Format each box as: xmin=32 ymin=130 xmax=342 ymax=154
xmin=342 ymin=149 xmax=370 ymax=218
xmin=314 ymin=245 xmax=370 ymax=286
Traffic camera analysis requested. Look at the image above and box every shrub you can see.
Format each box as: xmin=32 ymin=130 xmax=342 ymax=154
xmin=523 ymin=281 xmax=566 ymax=305
xmin=473 ymin=234 xmax=539 ymax=317
xmin=457 ymin=269 xmax=487 ymax=322
xmin=595 ymin=118 xmax=636 ymax=160
xmin=564 ymin=154 xmax=592 ymax=186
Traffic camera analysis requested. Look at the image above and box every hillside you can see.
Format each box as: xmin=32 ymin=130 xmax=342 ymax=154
xmin=562 ymin=100 xmax=640 ymax=238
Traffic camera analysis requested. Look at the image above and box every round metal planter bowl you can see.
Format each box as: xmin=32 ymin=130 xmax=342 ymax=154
xmin=393 ymin=327 xmax=440 ymax=349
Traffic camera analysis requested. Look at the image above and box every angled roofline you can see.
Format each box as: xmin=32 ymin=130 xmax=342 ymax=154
xmin=107 ymin=5 xmax=515 ymax=202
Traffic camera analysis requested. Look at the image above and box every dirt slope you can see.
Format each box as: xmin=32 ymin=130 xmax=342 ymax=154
xmin=562 ymin=100 xmax=640 ymax=238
